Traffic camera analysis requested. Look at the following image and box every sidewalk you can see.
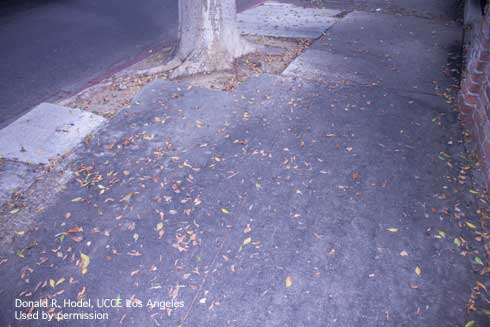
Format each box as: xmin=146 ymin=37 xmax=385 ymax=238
xmin=1 ymin=1 xmax=489 ymax=326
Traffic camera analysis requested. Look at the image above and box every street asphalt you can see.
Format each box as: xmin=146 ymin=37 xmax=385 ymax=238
xmin=0 ymin=0 xmax=261 ymax=128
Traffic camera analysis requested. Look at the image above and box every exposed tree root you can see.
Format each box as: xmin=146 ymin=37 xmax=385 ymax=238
xmin=135 ymin=57 xmax=182 ymax=76
xmin=170 ymin=54 xmax=233 ymax=79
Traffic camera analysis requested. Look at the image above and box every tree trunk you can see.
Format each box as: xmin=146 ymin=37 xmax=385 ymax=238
xmin=170 ymin=0 xmax=254 ymax=78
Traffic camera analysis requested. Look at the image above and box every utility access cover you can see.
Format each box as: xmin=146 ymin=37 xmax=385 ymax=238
xmin=0 ymin=103 xmax=105 ymax=164
xmin=238 ymin=1 xmax=340 ymax=39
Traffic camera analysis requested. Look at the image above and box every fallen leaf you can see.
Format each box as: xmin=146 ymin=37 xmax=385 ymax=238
xmin=400 ymin=250 xmax=408 ymax=257
xmin=68 ymin=226 xmax=83 ymax=233
xmin=80 ymin=253 xmax=90 ymax=275
xmin=465 ymin=321 xmax=475 ymax=327
xmin=386 ymin=228 xmax=399 ymax=233
xmin=477 ymin=281 xmax=487 ymax=291
xmin=71 ymin=197 xmax=83 ymax=202
xmin=285 ymin=275 xmax=293 ymax=288
xmin=9 ymin=208 xmax=20 ymax=214
xmin=415 ymin=266 xmax=421 ymax=276
xmin=16 ymin=249 xmax=25 ymax=258
xmin=474 ymin=257 xmax=484 ymax=266
xmin=466 ymin=222 xmax=477 ymax=229
xmin=480 ymin=267 xmax=490 ymax=275
xmin=120 ymin=192 xmax=134 ymax=202
xmin=221 ymin=208 xmax=230 ymax=214
xmin=127 ymin=251 xmax=142 ymax=257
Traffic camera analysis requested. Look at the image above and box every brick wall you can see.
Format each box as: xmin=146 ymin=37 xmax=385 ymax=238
xmin=459 ymin=4 xmax=490 ymax=187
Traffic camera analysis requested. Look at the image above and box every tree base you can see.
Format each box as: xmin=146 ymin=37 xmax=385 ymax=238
xmin=135 ymin=39 xmax=256 ymax=79
xmin=170 ymin=39 xmax=256 ymax=79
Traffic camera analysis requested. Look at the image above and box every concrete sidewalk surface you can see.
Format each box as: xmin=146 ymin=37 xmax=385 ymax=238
xmin=1 ymin=0 xmax=489 ymax=326
xmin=0 ymin=103 xmax=105 ymax=165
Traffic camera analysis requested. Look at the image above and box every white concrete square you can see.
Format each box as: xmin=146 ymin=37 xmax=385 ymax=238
xmin=0 ymin=103 xmax=105 ymax=164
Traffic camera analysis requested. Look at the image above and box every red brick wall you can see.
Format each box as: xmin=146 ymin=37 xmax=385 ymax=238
xmin=459 ymin=5 xmax=490 ymax=187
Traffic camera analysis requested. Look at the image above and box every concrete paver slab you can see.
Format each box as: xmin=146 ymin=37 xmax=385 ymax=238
xmin=283 ymin=11 xmax=461 ymax=91
xmin=238 ymin=1 xmax=340 ymax=38
xmin=0 ymin=103 xmax=105 ymax=164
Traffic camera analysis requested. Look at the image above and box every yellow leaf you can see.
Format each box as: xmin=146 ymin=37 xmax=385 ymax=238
xmin=71 ymin=197 xmax=83 ymax=202
xmin=221 ymin=208 xmax=230 ymax=214
xmin=285 ymin=275 xmax=293 ymax=288
xmin=466 ymin=222 xmax=477 ymax=229
xmin=474 ymin=257 xmax=484 ymax=266
xmin=120 ymin=192 xmax=134 ymax=202
xmin=243 ymin=237 xmax=252 ymax=246
xmin=386 ymin=228 xmax=398 ymax=233
xmin=465 ymin=321 xmax=475 ymax=327
xmin=49 ymin=279 xmax=55 ymax=288
xmin=156 ymin=222 xmax=164 ymax=231
xmin=80 ymin=252 xmax=90 ymax=275
xmin=56 ymin=278 xmax=65 ymax=286
xmin=415 ymin=266 xmax=421 ymax=276
xmin=9 ymin=208 xmax=20 ymax=214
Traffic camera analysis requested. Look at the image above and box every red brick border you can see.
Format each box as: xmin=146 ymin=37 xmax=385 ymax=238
xmin=459 ymin=4 xmax=490 ymax=187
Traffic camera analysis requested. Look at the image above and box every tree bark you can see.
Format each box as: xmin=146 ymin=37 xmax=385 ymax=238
xmin=170 ymin=0 xmax=254 ymax=78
